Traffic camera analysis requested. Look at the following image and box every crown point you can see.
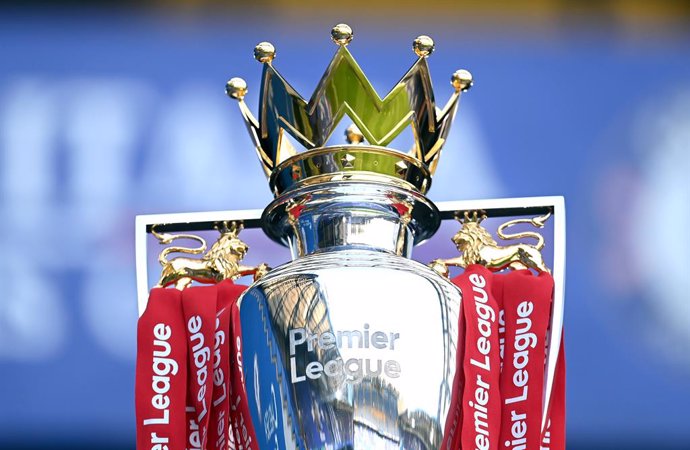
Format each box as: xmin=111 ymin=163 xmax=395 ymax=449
xmin=413 ymin=35 xmax=434 ymax=57
xmin=451 ymin=69 xmax=473 ymax=92
xmin=226 ymin=77 xmax=248 ymax=100
xmin=345 ymin=124 xmax=364 ymax=144
xmin=331 ymin=23 xmax=353 ymax=46
xmin=254 ymin=42 xmax=276 ymax=63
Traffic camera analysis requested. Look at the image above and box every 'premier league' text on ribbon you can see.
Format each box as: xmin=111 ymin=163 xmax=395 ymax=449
xmin=462 ymin=270 xmax=501 ymax=450
xmin=144 ymin=323 xmax=179 ymax=431
xmin=210 ymin=314 xmax=228 ymax=450
xmin=188 ymin=316 xmax=211 ymax=423
xmin=143 ymin=321 xmax=180 ymax=450
xmin=503 ymin=301 xmax=538 ymax=449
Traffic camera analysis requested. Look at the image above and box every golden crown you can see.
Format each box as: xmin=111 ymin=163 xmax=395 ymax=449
xmin=226 ymin=23 xmax=472 ymax=196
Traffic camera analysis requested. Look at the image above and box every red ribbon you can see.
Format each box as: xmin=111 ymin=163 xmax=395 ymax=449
xmin=455 ymin=265 xmax=503 ymax=450
xmin=136 ymin=288 xmax=188 ymax=450
xmin=210 ymin=280 xmax=248 ymax=450
xmin=498 ymin=270 xmax=553 ymax=450
xmin=441 ymin=267 xmax=562 ymax=450
xmin=492 ymin=274 xmax=507 ymax=370
xmin=182 ymin=285 xmax=218 ymax=450
xmin=228 ymin=294 xmax=259 ymax=450
xmin=185 ymin=405 xmax=201 ymax=450
xmin=541 ymin=335 xmax=566 ymax=450
xmin=205 ymin=282 xmax=232 ymax=450
xmin=136 ymin=279 xmax=255 ymax=450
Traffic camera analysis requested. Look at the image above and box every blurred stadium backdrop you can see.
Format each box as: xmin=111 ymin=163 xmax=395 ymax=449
xmin=0 ymin=0 xmax=689 ymax=448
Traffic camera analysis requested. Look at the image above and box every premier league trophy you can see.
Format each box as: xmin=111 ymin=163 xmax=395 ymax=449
xmin=134 ymin=23 xmax=566 ymax=450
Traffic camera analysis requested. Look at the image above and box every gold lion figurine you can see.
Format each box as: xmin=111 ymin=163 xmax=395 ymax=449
xmin=153 ymin=221 xmax=269 ymax=290
xmin=430 ymin=211 xmax=551 ymax=277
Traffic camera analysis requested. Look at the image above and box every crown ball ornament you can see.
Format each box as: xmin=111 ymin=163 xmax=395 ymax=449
xmin=413 ymin=34 xmax=435 ymax=57
xmin=225 ymin=77 xmax=248 ymax=100
xmin=331 ymin=23 xmax=354 ymax=45
xmin=253 ymin=41 xmax=276 ymax=63
xmin=451 ymin=68 xmax=473 ymax=92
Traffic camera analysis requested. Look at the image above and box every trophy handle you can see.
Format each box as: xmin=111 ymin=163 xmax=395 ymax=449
xmin=435 ymin=196 xmax=566 ymax=435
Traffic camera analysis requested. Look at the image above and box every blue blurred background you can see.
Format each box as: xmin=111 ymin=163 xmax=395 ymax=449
xmin=1 ymin=0 xmax=689 ymax=448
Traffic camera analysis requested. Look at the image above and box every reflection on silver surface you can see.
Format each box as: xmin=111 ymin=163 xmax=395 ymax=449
xmin=239 ymin=182 xmax=461 ymax=449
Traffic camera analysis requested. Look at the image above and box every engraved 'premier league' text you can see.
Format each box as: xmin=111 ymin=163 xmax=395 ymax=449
xmin=288 ymin=324 xmax=401 ymax=383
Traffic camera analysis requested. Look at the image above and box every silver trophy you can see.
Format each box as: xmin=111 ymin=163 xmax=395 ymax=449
xmin=135 ymin=23 xmax=565 ymax=450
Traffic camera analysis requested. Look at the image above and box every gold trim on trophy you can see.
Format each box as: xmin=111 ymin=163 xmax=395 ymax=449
xmin=152 ymin=221 xmax=269 ymax=290
xmin=225 ymin=23 xmax=473 ymax=196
